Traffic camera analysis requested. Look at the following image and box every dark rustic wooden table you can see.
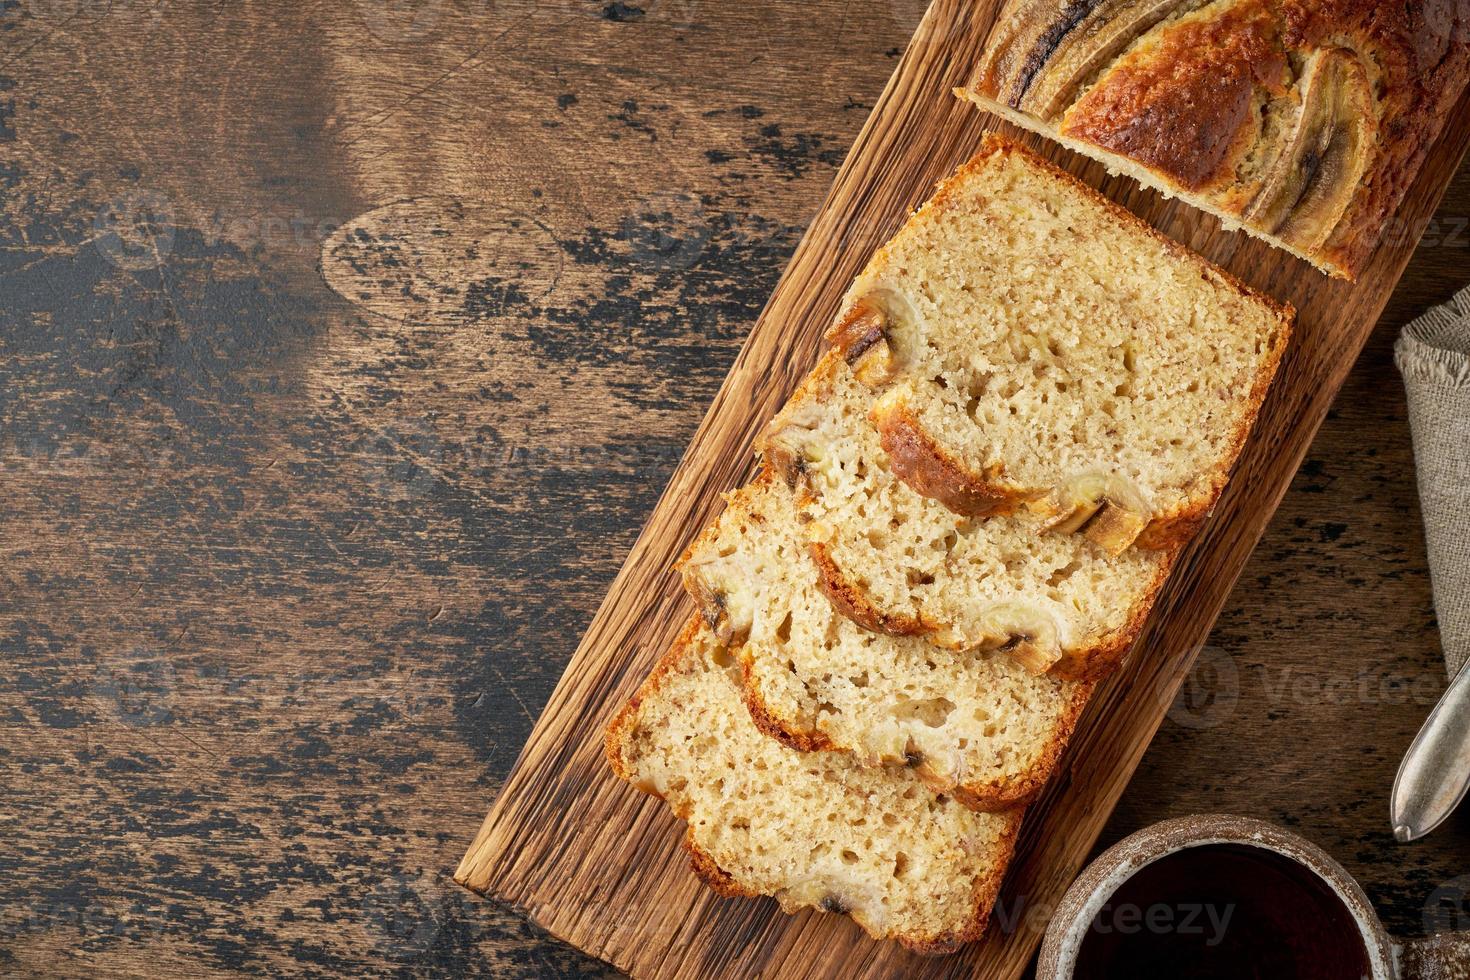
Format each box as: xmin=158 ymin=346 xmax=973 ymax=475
xmin=4 ymin=1 xmax=1469 ymax=976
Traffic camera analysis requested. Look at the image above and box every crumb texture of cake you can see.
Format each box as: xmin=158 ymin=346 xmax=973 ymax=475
xmin=760 ymin=351 xmax=1173 ymax=680
xmin=606 ymin=134 xmax=1303 ymax=951
xmin=826 ymin=137 xmax=1291 ymax=550
xmin=965 ymin=0 xmax=1470 ymax=279
xmin=605 ymin=619 xmax=1021 ymax=953
xmin=680 ymin=468 xmax=1095 ymax=806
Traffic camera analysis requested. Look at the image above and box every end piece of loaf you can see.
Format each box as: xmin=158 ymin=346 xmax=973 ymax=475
xmin=605 ymin=618 xmax=1022 ymax=954
xmin=761 ymin=350 xmax=1173 ymax=680
xmin=825 ymin=135 xmax=1291 ymax=550
xmin=964 ymin=0 xmax=1470 ymax=280
xmin=681 ymin=466 xmax=1094 ymax=808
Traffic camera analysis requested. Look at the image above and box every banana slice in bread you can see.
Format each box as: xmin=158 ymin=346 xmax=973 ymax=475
xmin=682 ymin=467 xmax=1094 ymax=806
xmin=605 ymin=619 xmax=1021 ymax=954
xmin=832 ymin=136 xmax=1292 ymax=551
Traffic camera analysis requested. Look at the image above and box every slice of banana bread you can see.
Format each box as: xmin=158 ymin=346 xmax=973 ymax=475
xmin=759 ymin=350 xmax=1173 ymax=680
xmin=828 ymin=135 xmax=1292 ymax=552
xmin=681 ymin=468 xmax=1094 ymax=806
xmin=606 ymin=618 xmax=1022 ymax=954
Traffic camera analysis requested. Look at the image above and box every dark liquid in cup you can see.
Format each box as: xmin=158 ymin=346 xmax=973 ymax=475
xmin=1073 ymin=843 xmax=1371 ymax=979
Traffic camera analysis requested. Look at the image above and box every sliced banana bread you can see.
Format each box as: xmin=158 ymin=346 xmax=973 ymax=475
xmin=828 ymin=135 xmax=1291 ymax=552
xmin=760 ymin=350 xmax=1173 ymax=680
xmin=682 ymin=468 xmax=1094 ymax=806
xmin=606 ymin=618 xmax=1022 ymax=954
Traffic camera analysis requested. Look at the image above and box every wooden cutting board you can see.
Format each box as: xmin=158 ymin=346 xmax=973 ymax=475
xmin=454 ymin=2 xmax=1470 ymax=976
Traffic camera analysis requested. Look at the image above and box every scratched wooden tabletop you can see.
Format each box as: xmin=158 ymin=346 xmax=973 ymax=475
xmin=3 ymin=1 xmax=1469 ymax=976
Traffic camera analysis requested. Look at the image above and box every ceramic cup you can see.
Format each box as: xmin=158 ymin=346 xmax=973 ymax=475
xmin=1037 ymin=814 xmax=1470 ymax=980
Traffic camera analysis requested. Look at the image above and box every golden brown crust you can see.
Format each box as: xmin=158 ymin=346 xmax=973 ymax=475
xmin=811 ymin=529 xmax=1146 ymax=682
xmin=603 ymin=617 xmax=708 ymax=783
xmin=807 ymin=539 xmax=927 ymax=637
xmin=1014 ymin=0 xmax=1187 ymax=120
xmin=1135 ymin=271 xmax=1293 ymax=554
xmin=736 ymin=630 xmax=1094 ymax=811
xmin=682 ymin=833 xmax=758 ymax=900
xmin=1287 ymin=0 xmax=1470 ymax=278
xmin=1061 ymin=0 xmax=1287 ymax=192
xmin=732 ymin=645 xmax=839 ymax=754
xmin=685 ymin=816 xmax=1022 ymax=957
xmin=1051 ymin=545 xmax=1181 ymax=682
xmin=971 ymin=0 xmax=1470 ymax=279
xmin=871 ymin=392 xmax=1029 ymax=518
xmin=800 ymin=459 xmax=1182 ymax=683
xmin=945 ymin=680 xmax=1095 ymax=811
xmin=1135 ymin=505 xmax=1210 ymax=554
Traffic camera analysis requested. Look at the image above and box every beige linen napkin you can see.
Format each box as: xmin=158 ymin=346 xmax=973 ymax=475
xmin=1395 ymin=284 xmax=1470 ymax=676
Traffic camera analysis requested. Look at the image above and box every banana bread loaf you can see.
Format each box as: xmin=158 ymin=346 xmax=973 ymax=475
xmin=963 ymin=0 xmax=1470 ymax=279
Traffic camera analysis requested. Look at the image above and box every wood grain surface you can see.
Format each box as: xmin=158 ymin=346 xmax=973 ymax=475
xmin=2 ymin=0 xmax=1468 ymax=977
xmin=454 ymin=1 xmax=1470 ymax=977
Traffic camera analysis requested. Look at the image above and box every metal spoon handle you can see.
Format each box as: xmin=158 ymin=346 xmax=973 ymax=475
xmin=1392 ymin=658 xmax=1470 ymax=843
